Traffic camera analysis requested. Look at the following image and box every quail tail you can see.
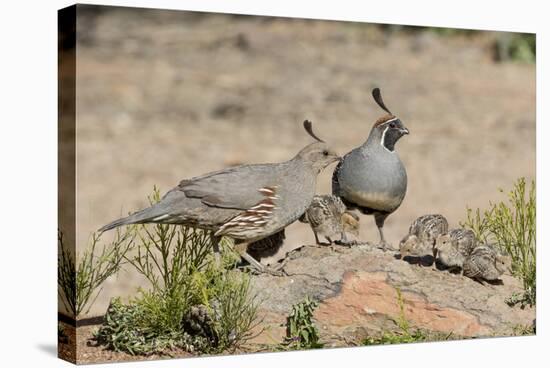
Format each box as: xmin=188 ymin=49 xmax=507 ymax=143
xmin=98 ymin=204 xmax=169 ymax=232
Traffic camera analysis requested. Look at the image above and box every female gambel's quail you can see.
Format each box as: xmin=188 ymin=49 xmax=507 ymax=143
xmin=332 ymin=88 xmax=409 ymax=249
xmin=463 ymin=244 xmax=512 ymax=283
xmin=99 ymin=120 xmax=340 ymax=275
xmin=399 ymin=214 xmax=448 ymax=268
xmin=434 ymin=228 xmax=477 ymax=272
xmin=299 ymin=194 xmax=360 ymax=246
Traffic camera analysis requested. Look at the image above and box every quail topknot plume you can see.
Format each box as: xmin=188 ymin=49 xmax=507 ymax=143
xmin=299 ymin=194 xmax=360 ymax=246
xmin=332 ymin=88 xmax=409 ymax=249
xmin=399 ymin=214 xmax=448 ymax=268
xmin=463 ymin=244 xmax=512 ymax=283
xmin=99 ymin=120 xmax=340 ymax=275
xmin=434 ymin=228 xmax=477 ymax=272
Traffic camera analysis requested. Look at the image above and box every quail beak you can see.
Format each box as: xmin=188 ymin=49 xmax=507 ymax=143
xmin=400 ymin=128 xmax=410 ymax=135
xmin=328 ymin=152 xmax=341 ymax=163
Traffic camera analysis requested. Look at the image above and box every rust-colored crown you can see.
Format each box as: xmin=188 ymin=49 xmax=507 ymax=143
xmin=373 ymin=114 xmax=397 ymax=128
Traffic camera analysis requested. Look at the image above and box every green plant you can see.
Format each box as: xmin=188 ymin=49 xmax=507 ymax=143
xmin=94 ymin=188 xmax=261 ymax=356
xmin=94 ymin=298 xmax=205 ymax=355
xmin=208 ymin=271 xmax=262 ymax=350
xmin=57 ymin=228 xmax=135 ymax=317
xmin=494 ymin=33 xmax=536 ymax=63
xmin=510 ymin=323 xmax=535 ymax=336
xmin=386 ymin=26 xmax=535 ymax=64
xmin=363 ymin=288 xmax=452 ymax=345
xmin=461 ymin=178 xmax=536 ymax=307
xmin=282 ymin=296 xmax=323 ymax=350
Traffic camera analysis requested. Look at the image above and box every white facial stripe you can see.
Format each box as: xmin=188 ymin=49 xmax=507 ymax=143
xmin=381 ymin=117 xmax=399 ymax=126
xmin=380 ymin=126 xmax=393 ymax=152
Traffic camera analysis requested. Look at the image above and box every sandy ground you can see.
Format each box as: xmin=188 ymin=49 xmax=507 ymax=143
xmin=66 ymin=7 xmax=535 ymax=317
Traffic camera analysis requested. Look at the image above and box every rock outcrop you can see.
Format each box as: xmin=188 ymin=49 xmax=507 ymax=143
xmin=249 ymin=243 xmax=535 ymax=347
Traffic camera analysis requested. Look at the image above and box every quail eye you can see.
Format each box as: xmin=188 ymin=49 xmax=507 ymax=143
xmin=389 ymin=122 xmax=396 ymax=128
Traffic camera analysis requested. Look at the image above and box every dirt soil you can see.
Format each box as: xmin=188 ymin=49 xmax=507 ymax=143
xmin=62 ymin=6 xmax=535 ymax=362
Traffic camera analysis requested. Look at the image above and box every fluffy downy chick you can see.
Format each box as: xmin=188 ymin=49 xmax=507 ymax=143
xmin=463 ymin=244 xmax=512 ymax=283
xmin=399 ymin=214 xmax=448 ymax=268
xmin=434 ymin=228 xmax=477 ymax=272
xmin=341 ymin=211 xmax=360 ymax=238
xmin=300 ymin=194 xmax=360 ymax=245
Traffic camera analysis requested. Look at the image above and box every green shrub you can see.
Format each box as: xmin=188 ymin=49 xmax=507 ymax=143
xmin=282 ymin=296 xmax=323 ymax=350
xmin=94 ymin=189 xmax=261 ymax=355
xmin=510 ymin=323 xmax=535 ymax=336
xmin=57 ymin=228 xmax=135 ymax=317
xmin=391 ymin=26 xmax=535 ymax=64
xmin=495 ymin=33 xmax=536 ymax=63
xmin=461 ymin=178 xmax=536 ymax=307
xmin=94 ymin=298 xmax=206 ymax=355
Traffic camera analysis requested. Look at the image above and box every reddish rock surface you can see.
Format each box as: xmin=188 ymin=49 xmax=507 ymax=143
xmin=250 ymin=244 xmax=534 ymax=347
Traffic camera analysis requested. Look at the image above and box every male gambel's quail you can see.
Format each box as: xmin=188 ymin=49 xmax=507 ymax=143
xmin=332 ymin=88 xmax=409 ymax=249
xmin=99 ymin=121 xmax=340 ymax=275
xmin=399 ymin=214 xmax=448 ymax=268
xmin=299 ymin=194 xmax=360 ymax=246
xmin=434 ymin=228 xmax=477 ymax=272
xmin=463 ymin=244 xmax=512 ymax=283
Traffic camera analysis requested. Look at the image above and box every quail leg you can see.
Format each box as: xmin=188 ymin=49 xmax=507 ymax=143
xmin=374 ymin=213 xmax=390 ymax=250
xmin=235 ymin=242 xmax=285 ymax=276
xmin=432 ymin=247 xmax=438 ymax=270
xmin=447 ymin=266 xmax=461 ymax=274
xmin=210 ymin=234 xmax=222 ymax=267
xmin=312 ymin=231 xmax=331 ymax=246
xmin=474 ymin=277 xmax=487 ymax=287
xmin=325 ymin=236 xmax=341 ymax=253
xmin=335 ymin=231 xmax=357 ymax=247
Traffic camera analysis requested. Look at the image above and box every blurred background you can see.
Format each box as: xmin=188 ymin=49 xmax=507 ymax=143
xmin=71 ymin=5 xmax=535 ymax=316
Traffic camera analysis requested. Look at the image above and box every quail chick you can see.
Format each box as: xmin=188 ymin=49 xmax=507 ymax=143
xmin=341 ymin=211 xmax=360 ymax=239
xmin=463 ymin=244 xmax=512 ymax=283
xmin=332 ymin=88 xmax=409 ymax=250
xmin=99 ymin=121 xmax=339 ymax=275
xmin=434 ymin=228 xmax=476 ymax=272
xmin=299 ymin=194 xmax=360 ymax=246
xmin=399 ymin=214 xmax=448 ymax=268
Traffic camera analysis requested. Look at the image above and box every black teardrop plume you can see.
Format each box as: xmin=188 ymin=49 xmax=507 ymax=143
xmin=303 ymin=120 xmax=325 ymax=143
xmin=372 ymin=88 xmax=392 ymax=115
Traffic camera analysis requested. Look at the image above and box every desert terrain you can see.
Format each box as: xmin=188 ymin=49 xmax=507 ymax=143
xmin=69 ymin=7 xmax=535 ymax=320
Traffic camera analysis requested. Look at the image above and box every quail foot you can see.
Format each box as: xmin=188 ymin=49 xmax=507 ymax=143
xmin=245 ymin=229 xmax=288 ymax=274
xmin=333 ymin=88 xmax=409 ymax=250
xmin=100 ymin=120 xmax=340 ymax=276
xmin=434 ymin=228 xmax=476 ymax=273
xmin=399 ymin=214 xmax=448 ymax=269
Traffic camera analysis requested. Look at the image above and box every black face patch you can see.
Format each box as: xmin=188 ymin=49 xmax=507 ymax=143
xmin=382 ymin=126 xmax=403 ymax=152
xmin=380 ymin=119 xmax=406 ymax=152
